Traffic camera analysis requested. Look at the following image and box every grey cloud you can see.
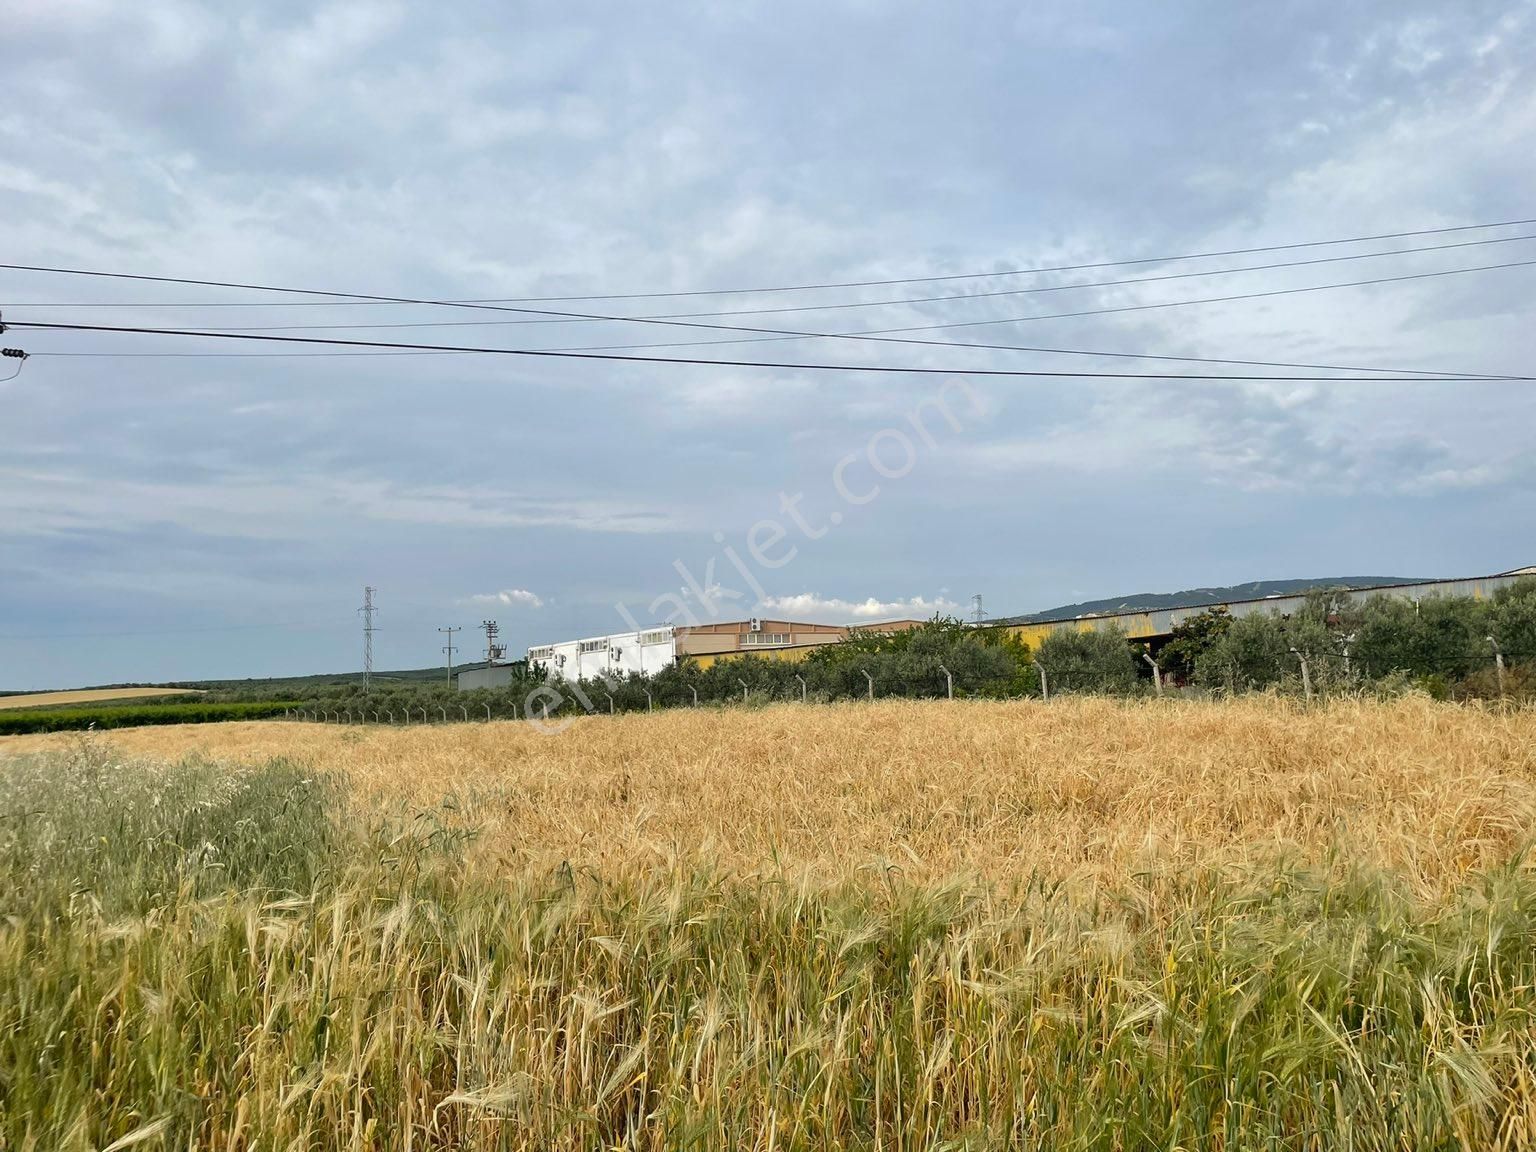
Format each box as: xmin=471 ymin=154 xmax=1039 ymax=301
xmin=3 ymin=0 xmax=1535 ymax=686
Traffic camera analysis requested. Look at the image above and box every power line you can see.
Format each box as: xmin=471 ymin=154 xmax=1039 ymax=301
xmin=29 ymin=343 xmax=1473 ymax=378
xmin=6 ymin=216 xmax=1535 ymax=305
xmin=54 ymin=231 xmax=1531 ymax=332
xmin=10 ymin=319 xmax=1533 ymax=381
xmin=7 ymin=252 xmax=1533 ymax=380
xmin=55 ymin=252 xmax=1526 ymax=379
xmin=530 ymin=256 xmax=1536 ymax=359
xmin=13 ymin=250 xmax=1535 ymax=380
xmin=36 ymin=349 xmax=472 ymax=358
xmin=8 ymin=254 xmax=1535 ymax=378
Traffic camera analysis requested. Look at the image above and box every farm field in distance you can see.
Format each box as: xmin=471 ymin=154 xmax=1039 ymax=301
xmin=8 ymin=696 xmax=1534 ymax=887
xmin=5 ymin=696 xmax=1536 ymax=1148
xmin=0 ymin=685 xmax=202 ymax=710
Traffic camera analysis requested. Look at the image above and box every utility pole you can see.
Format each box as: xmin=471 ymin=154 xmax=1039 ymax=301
xmin=481 ymin=619 xmax=505 ymax=665
xmin=359 ymin=586 xmax=377 ymax=695
xmin=439 ymin=626 xmax=461 ymax=687
xmin=971 ymin=594 xmax=986 ymax=625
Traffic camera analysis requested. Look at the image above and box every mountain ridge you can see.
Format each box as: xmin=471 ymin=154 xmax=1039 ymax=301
xmin=998 ymin=576 xmax=1429 ymax=625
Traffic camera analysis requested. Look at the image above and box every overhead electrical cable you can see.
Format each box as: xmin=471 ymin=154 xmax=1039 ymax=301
xmin=26 ymin=343 xmax=1482 ymax=377
xmin=5 ymin=255 xmax=1534 ymax=379
xmin=5 ymin=216 xmax=1535 ymax=305
xmin=36 ymin=349 xmax=473 ymax=358
xmin=526 ymin=257 xmax=1536 ymax=359
xmin=9 ymin=320 xmax=1533 ymax=382
xmin=72 ymin=231 xmax=1533 ymax=331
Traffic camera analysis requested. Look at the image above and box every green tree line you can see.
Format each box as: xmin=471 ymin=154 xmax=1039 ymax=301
xmin=206 ymin=579 xmax=1536 ymax=721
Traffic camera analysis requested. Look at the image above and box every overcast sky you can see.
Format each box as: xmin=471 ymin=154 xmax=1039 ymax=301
xmin=3 ymin=0 xmax=1535 ymax=689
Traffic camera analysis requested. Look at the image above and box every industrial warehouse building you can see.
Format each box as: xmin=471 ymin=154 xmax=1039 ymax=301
xmin=525 ymin=618 xmax=920 ymax=683
xmin=995 ymin=567 xmax=1536 ymax=649
xmin=454 ymin=663 xmax=520 ymax=691
xmin=460 ymin=567 xmax=1535 ymax=691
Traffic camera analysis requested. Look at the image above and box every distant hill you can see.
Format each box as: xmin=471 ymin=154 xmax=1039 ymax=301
xmin=999 ymin=577 xmax=1426 ymax=625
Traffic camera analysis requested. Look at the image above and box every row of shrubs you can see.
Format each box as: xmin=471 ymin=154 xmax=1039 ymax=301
xmin=233 ymin=579 xmax=1536 ymax=721
xmin=0 ymin=700 xmax=303 ymax=735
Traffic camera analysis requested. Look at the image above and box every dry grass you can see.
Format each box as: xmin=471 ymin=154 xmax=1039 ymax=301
xmin=0 ymin=686 xmax=201 ymax=710
xmin=8 ymin=695 xmax=1534 ymax=890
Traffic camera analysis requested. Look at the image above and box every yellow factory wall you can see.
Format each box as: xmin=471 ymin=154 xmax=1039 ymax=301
xmin=998 ymin=615 xmax=1162 ymax=651
xmin=686 ymin=646 xmax=822 ymax=670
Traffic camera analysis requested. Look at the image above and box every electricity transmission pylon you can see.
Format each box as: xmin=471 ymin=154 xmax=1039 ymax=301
xmin=359 ymin=586 xmax=377 ymax=694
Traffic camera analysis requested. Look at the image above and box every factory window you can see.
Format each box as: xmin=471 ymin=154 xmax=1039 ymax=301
xmin=638 ymin=629 xmax=670 ymax=645
xmin=528 ymin=646 xmax=554 ymax=660
xmin=742 ymin=632 xmax=790 ymax=646
xmin=578 ymin=639 xmax=607 ymax=654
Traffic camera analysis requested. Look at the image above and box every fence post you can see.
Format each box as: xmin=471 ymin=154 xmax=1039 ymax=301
xmin=645 ymin=690 xmax=653 ymax=713
xmin=484 ymin=703 xmax=491 ymax=721
xmin=438 ymin=706 xmax=448 ymax=723
xmin=738 ymin=678 xmax=748 ymax=704
xmin=1037 ymin=662 xmax=1049 ymax=702
xmin=862 ymin=669 xmax=874 ymax=701
xmin=795 ymin=674 xmax=807 ymax=703
xmin=1489 ymin=636 xmax=1507 ymax=697
xmin=605 ymin=692 xmax=614 ymax=714
xmin=460 ymin=705 xmax=468 ymax=722
xmin=690 ymin=685 xmax=698 ymax=706
xmin=1142 ymin=652 xmax=1163 ymax=697
xmin=937 ymin=664 xmax=953 ymax=700
xmin=1290 ymin=648 xmax=1313 ymax=702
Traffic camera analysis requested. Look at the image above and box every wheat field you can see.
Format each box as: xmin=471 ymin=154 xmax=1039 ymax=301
xmin=8 ymin=695 xmax=1534 ymax=889
xmin=8 ymin=696 xmax=1536 ymax=1149
xmin=0 ymin=685 xmax=201 ymax=710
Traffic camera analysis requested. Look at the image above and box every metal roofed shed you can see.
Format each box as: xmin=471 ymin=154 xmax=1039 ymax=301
xmin=456 ymin=664 xmax=521 ymax=691
xmin=992 ymin=568 xmax=1534 ymax=650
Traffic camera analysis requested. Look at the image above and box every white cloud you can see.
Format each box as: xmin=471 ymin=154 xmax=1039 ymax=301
xmin=758 ymin=592 xmax=959 ymax=623
xmin=0 ymin=468 xmax=686 ymax=539
xmin=465 ymin=588 xmax=544 ymax=608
